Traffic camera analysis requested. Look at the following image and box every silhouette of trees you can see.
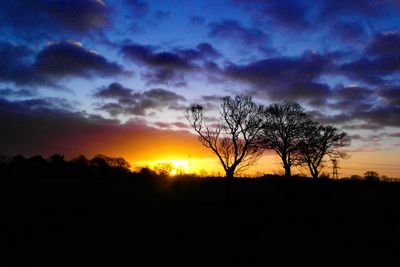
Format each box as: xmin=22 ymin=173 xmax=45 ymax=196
xmin=364 ymin=171 xmax=380 ymax=181
xmin=297 ymin=124 xmax=350 ymax=179
xmin=185 ymin=95 xmax=265 ymax=179
xmin=154 ymin=162 xmax=174 ymax=176
xmin=260 ymin=101 xmax=312 ymax=178
xmin=90 ymin=154 xmax=131 ymax=172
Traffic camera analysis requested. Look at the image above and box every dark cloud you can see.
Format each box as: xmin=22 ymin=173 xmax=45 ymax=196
xmin=340 ymin=58 xmax=395 ymax=85
xmin=0 ymin=42 xmax=48 ymax=86
xmin=120 ymin=42 xmax=221 ymax=86
xmin=0 ymin=0 xmax=109 ymax=39
xmin=339 ymin=32 xmax=400 ymax=85
xmin=365 ymin=32 xmax=400 ymax=58
xmin=0 ymin=88 xmax=36 ymax=98
xmin=311 ymin=104 xmax=400 ymax=129
xmin=388 ymin=132 xmax=400 ymax=138
xmin=208 ymin=19 xmax=274 ymax=53
xmin=34 ymin=40 xmax=125 ymax=78
xmin=379 ymin=86 xmax=400 ymax=106
xmin=233 ymin=0 xmax=400 ymax=35
xmin=329 ymin=85 xmax=375 ymax=112
xmin=330 ymin=21 xmax=368 ymax=43
xmin=319 ymin=0 xmax=400 ymax=20
xmin=94 ymin=83 xmax=186 ymax=116
xmin=94 ymin=82 xmax=133 ymax=99
xmin=0 ymin=40 xmax=126 ymax=88
xmin=224 ymin=51 xmax=334 ymax=105
xmin=233 ymin=0 xmax=311 ymax=30
xmin=0 ymin=97 xmax=206 ymax=160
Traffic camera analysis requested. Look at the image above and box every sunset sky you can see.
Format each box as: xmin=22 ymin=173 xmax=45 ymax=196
xmin=1 ymin=0 xmax=399 ymax=177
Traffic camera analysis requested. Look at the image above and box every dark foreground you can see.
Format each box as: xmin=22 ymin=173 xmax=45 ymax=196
xmin=1 ymin=174 xmax=400 ymax=266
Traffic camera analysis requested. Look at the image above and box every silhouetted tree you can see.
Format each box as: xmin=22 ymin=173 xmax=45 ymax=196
xmin=350 ymin=175 xmax=362 ymax=180
xmin=297 ymin=124 xmax=350 ymax=179
xmin=71 ymin=155 xmax=90 ymax=166
xmin=91 ymin=154 xmax=131 ymax=171
xmin=49 ymin=154 xmax=65 ymax=165
xmin=91 ymin=155 xmax=109 ymax=169
xmin=260 ymin=101 xmax=312 ymax=178
xmin=364 ymin=171 xmax=380 ymax=181
xmin=154 ymin=162 xmax=174 ymax=176
xmin=186 ymin=95 xmax=265 ymax=179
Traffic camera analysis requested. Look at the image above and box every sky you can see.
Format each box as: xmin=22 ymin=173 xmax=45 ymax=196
xmin=0 ymin=0 xmax=400 ymax=177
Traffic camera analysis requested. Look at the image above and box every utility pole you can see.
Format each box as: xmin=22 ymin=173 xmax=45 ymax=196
xmin=332 ymin=159 xmax=339 ymax=179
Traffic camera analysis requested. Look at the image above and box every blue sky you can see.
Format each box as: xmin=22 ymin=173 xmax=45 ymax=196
xmin=0 ymin=0 xmax=400 ymax=176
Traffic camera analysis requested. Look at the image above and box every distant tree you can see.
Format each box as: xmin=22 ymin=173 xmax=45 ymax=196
xmin=364 ymin=171 xmax=380 ymax=181
xmin=260 ymin=101 xmax=312 ymax=178
xmin=350 ymin=175 xmax=362 ymax=180
xmin=71 ymin=155 xmax=90 ymax=166
xmin=90 ymin=155 xmax=109 ymax=169
xmin=92 ymin=154 xmax=130 ymax=171
xmin=154 ymin=162 xmax=174 ymax=176
xmin=185 ymin=95 xmax=265 ymax=179
xmin=49 ymin=154 xmax=65 ymax=166
xmin=297 ymin=124 xmax=350 ymax=179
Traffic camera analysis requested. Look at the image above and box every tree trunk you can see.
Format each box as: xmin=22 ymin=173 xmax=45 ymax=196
xmin=311 ymin=165 xmax=319 ymax=179
xmin=284 ymin=164 xmax=291 ymax=178
xmin=225 ymin=168 xmax=235 ymax=179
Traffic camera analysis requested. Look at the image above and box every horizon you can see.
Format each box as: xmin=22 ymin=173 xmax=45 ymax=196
xmin=1 ymin=0 xmax=399 ymax=178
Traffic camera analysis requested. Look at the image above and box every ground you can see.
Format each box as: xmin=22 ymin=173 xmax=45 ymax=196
xmin=1 ymin=175 xmax=399 ymax=266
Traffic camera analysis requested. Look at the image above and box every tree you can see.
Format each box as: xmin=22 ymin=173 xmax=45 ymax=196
xmin=154 ymin=162 xmax=174 ymax=176
xmin=185 ymin=95 xmax=265 ymax=179
xmin=260 ymin=101 xmax=312 ymax=178
xmin=364 ymin=171 xmax=380 ymax=181
xmin=297 ymin=124 xmax=350 ymax=179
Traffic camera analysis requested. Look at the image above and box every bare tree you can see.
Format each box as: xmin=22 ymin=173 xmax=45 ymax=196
xmin=297 ymin=124 xmax=350 ymax=179
xmin=185 ymin=95 xmax=265 ymax=179
xmin=260 ymin=101 xmax=312 ymax=178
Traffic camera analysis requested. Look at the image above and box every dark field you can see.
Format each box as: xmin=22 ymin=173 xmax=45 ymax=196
xmin=1 ymin=173 xmax=400 ymax=266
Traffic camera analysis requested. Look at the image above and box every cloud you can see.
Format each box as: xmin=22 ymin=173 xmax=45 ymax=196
xmin=34 ymin=40 xmax=126 ymax=78
xmin=223 ymin=51 xmax=334 ymax=105
xmin=233 ymin=0 xmax=400 ymax=35
xmin=340 ymin=33 xmax=400 ymax=85
xmin=379 ymin=86 xmax=400 ymax=106
xmin=120 ymin=42 xmax=221 ymax=86
xmin=0 ymin=40 xmax=126 ymax=88
xmin=311 ymin=104 xmax=400 ymax=129
xmin=329 ymin=85 xmax=375 ymax=112
xmin=94 ymin=82 xmax=186 ymax=116
xmin=330 ymin=21 xmax=368 ymax=43
xmin=0 ymin=0 xmax=109 ymax=39
xmin=233 ymin=0 xmax=311 ymax=30
xmin=208 ymin=19 xmax=274 ymax=53
xmin=0 ymin=88 xmax=36 ymax=98
xmin=0 ymin=41 xmax=49 ymax=86
xmin=365 ymin=32 xmax=400 ymax=58
xmin=0 ymin=97 xmax=209 ymax=161
xmin=154 ymin=121 xmax=189 ymax=129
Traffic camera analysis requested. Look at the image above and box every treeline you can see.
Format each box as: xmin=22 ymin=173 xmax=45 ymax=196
xmin=0 ymin=154 xmax=146 ymax=179
xmin=186 ymin=96 xmax=350 ymax=179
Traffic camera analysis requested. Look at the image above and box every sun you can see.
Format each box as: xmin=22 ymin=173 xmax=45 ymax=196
xmin=168 ymin=159 xmax=189 ymax=175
